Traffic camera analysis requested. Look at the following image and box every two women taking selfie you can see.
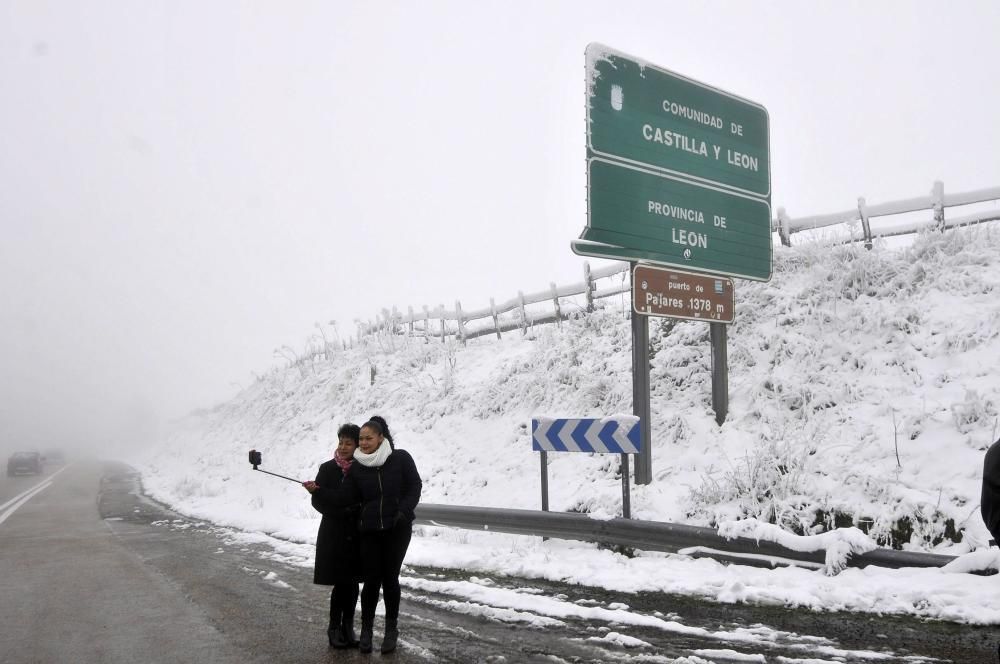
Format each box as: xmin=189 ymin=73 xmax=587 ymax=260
xmin=304 ymin=416 xmax=422 ymax=654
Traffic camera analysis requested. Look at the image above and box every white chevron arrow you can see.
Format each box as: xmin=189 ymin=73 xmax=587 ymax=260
xmin=558 ymin=419 xmax=582 ymax=452
xmin=533 ymin=418 xmax=555 ymax=451
xmin=611 ymin=421 xmax=639 ymax=453
xmin=584 ymin=419 xmax=609 ymax=453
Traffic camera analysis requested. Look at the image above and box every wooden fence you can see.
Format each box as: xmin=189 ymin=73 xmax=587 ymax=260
xmin=773 ymin=181 xmax=1000 ymax=247
xmin=342 ymin=180 xmax=1000 ymax=348
xmin=356 ymin=262 xmax=630 ymax=344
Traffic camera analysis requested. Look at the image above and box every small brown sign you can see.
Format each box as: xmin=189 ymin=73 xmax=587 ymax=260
xmin=632 ymin=265 xmax=735 ymax=323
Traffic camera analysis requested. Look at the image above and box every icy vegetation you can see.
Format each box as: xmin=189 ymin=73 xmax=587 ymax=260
xmin=140 ymin=226 xmax=1000 ymax=556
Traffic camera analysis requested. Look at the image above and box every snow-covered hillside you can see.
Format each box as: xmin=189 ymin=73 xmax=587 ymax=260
xmin=139 ymin=226 xmax=999 ymax=555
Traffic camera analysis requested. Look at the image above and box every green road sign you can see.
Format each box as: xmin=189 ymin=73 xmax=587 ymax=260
xmin=577 ymin=158 xmax=772 ymax=281
xmin=586 ymin=43 xmax=770 ymax=198
xmin=574 ymin=43 xmax=772 ymax=282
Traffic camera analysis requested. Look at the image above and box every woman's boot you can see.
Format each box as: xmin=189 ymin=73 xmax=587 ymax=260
xmin=341 ymin=611 xmax=359 ymax=648
xmin=380 ymin=617 xmax=398 ymax=654
xmin=359 ymin=618 xmax=374 ymax=654
xmin=327 ymin=609 xmax=346 ymax=648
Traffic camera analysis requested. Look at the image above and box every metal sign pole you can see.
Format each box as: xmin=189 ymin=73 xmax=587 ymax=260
xmin=621 ymin=453 xmax=632 ymax=519
xmin=540 ymin=450 xmax=549 ymax=511
xmin=710 ymin=322 xmax=729 ymax=425
xmin=631 ymin=268 xmax=652 ymax=485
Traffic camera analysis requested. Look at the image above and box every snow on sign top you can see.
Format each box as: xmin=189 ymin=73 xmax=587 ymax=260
xmin=584 ymin=42 xmax=771 ymax=198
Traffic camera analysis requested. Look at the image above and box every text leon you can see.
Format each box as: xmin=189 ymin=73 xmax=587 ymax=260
xmin=647 ymin=199 xmax=724 ymax=249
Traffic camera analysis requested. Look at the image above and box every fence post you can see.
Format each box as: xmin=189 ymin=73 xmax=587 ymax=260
xmin=776 ymin=207 xmax=792 ymax=247
xmin=583 ymin=262 xmax=594 ymax=312
xmin=455 ymin=300 xmax=467 ymax=345
xmin=439 ymin=304 xmax=447 ymax=343
xmin=423 ymin=305 xmax=431 ymax=343
xmin=933 ymin=180 xmax=945 ymax=230
xmin=490 ymin=297 xmax=502 ymax=340
xmin=550 ymin=282 xmax=561 ymax=326
xmin=857 ymin=197 xmax=873 ymax=250
xmin=407 ymin=306 xmax=414 ymax=336
xmin=518 ymin=291 xmax=528 ymax=335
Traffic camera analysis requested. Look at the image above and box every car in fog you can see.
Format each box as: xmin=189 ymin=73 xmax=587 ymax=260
xmin=7 ymin=451 xmax=42 ymax=476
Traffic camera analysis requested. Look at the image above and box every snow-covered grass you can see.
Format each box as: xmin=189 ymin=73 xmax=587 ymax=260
xmin=133 ymin=225 xmax=1000 ymax=623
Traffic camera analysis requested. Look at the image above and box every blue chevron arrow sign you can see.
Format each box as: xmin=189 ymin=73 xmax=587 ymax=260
xmin=531 ymin=417 xmax=642 ymax=454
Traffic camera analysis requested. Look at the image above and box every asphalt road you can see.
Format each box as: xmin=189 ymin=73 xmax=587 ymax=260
xmin=0 ymin=459 xmax=256 ymax=664
xmin=2 ymin=460 xmax=999 ymax=663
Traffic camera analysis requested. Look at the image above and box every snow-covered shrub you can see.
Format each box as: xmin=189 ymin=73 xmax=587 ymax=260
xmin=689 ymin=434 xmax=817 ymax=533
xmin=951 ymin=389 xmax=997 ymax=434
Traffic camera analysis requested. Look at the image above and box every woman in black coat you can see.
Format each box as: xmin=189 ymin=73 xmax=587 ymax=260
xmin=303 ymin=423 xmax=362 ymax=648
xmin=349 ymin=417 xmax=421 ymax=654
xmin=982 ymin=437 xmax=1000 ymax=545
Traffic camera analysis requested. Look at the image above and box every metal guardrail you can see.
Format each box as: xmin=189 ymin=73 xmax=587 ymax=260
xmin=414 ymin=504 xmax=957 ymax=571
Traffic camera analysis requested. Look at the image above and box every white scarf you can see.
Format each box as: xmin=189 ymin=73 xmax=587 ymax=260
xmin=354 ymin=440 xmax=392 ymax=468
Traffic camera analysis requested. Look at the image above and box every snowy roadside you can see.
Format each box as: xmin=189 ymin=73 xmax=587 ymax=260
xmin=132 ymin=227 xmax=1000 ymax=626
xmin=141 ymin=491 xmax=1000 ymax=626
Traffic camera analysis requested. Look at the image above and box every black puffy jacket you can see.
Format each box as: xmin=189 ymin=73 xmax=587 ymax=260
xmin=346 ymin=448 xmax=422 ymax=532
xmin=982 ymin=438 xmax=1000 ymax=542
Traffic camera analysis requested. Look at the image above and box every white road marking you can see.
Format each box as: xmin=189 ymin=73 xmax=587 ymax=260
xmin=0 ymin=482 xmax=52 ymax=525
xmin=0 ymin=465 xmax=70 ymax=525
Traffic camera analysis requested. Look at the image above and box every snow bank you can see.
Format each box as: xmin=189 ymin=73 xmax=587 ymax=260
xmin=718 ymin=519 xmax=876 ymax=575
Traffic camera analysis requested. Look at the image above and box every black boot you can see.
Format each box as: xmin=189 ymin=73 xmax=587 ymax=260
xmin=341 ymin=611 xmax=359 ymax=648
xmin=328 ymin=625 xmax=347 ymax=648
xmin=359 ymin=618 xmax=374 ymax=654
xmin=327 ymin=609 xmax=346 ymax=648
xmin=380 ymin=617 xmax=398 ymax=654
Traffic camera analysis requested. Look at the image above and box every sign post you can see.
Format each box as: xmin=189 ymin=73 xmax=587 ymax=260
xmin=532 ymin=417 xmax=642 ymax=518
xmin=629 ymin=283 xmax=652 ymax=485
xmin=572 ymin=43 xmax=772 ymax=477
xmin=710 ymin=323 xmax=729 ymax=425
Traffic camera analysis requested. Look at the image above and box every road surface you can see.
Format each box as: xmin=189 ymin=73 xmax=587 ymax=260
xmin=1 ymin=460 xmax=998 ymax=662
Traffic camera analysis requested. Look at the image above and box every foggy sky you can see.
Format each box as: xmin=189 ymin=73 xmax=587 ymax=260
xmin=2 ymin=1 xmax=998 ymax=452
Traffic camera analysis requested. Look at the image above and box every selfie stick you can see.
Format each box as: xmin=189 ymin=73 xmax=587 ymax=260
xmin=248 ymin=449 xmax=303 ymax=484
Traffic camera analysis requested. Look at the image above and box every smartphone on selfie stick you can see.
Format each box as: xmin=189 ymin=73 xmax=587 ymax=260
xmin=247 ymin=449 xmax=302 ymax=483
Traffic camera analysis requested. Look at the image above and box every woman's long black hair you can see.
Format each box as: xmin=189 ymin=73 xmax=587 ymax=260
xmin=364 ymin=415 xmax=394 ymax=450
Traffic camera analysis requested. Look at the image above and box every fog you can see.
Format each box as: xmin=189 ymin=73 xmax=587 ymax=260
xmin=1 ymin=1 xmax=998 ymax=455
